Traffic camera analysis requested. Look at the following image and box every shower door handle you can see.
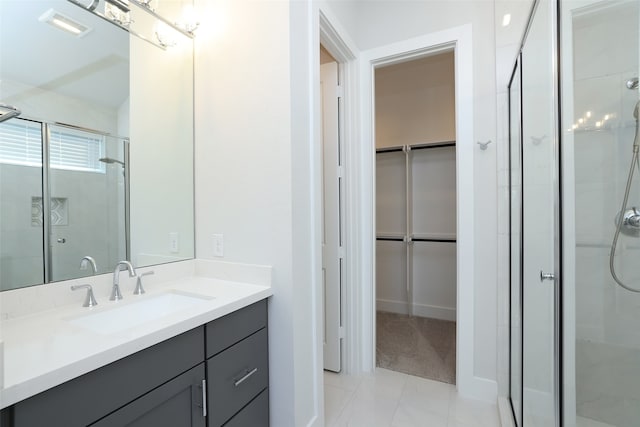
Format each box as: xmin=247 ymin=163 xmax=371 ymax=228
xmin=540 ymin=270 xmax=555 ymax=282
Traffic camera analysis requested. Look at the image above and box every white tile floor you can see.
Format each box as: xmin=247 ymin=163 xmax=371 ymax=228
xmin=324 ymin=368 xmax=501 ymax=427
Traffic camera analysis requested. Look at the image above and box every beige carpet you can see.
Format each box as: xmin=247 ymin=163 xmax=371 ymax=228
xmin=376 ymin=311 xmax=456 ymax=384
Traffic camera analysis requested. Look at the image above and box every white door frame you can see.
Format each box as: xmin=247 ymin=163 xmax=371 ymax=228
xmin=358 ymin=24 xmax=477 ymax=398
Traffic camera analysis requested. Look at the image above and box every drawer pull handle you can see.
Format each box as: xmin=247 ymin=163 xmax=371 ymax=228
xmin=201 ymin=379 xmax=207 ymax=417
xmin=234 ymin=368 xmax=258 ymax=387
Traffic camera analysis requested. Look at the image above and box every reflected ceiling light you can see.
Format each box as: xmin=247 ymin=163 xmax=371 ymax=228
xmin=596 ymin=121 xmax=602 ymax=127
xmin=578 ymin=118 xmax=584 ymax=124
xmin=604 ymin=114 xmax=610 ymax=120
xmin=586 ymin=111 xmax=592 ymax=118
xmin=502 ymin=13 xmax=511 ymax=27
xmin=39 ymin=9 xmax=92 ymax=37
xmin=176 ymin=5 xmax=200 ymax=35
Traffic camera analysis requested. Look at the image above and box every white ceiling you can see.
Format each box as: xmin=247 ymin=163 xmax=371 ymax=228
xmin=0 ymin=0 xmax=129 ymax=110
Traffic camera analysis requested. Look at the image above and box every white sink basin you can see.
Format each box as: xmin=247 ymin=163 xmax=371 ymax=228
xmin=66 ymin=290 xmax=215 ymax=335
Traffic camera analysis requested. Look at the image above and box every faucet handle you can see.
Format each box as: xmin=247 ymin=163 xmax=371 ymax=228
xmin=134 ymin=270 xmax=154 ymax=295
xmin=71 ymin=284 xmax=98 ymax=307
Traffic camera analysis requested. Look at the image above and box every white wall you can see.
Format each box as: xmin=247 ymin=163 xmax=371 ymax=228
xmin=194 ymin=0 xmax=320 ymax=425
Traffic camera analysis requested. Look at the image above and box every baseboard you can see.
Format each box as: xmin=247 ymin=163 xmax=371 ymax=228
xmin=376 ymin=299 xmax=456 ymax=321
xmin=457 ymin=375 xmax=498 ymax=403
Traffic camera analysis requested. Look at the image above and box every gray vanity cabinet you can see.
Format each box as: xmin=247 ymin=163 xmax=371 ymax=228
xmin=2 ymin=299 xmax=269 ymax=427
xmin=205 ymin=301 xmax=269 ymax=427
xmin=9 ymin=326 xmax=205 ymax=427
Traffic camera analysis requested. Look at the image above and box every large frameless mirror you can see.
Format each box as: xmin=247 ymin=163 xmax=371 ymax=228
xmin=0 ymin=0 xmax=194 ymax=291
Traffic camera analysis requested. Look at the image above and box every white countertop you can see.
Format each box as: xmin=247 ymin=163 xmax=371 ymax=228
xmin=0 ymin=273 xmax=272 ymax=409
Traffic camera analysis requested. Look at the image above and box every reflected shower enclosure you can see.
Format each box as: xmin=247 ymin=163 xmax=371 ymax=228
xmin=0 ymin=118 xmax=128 ymax=290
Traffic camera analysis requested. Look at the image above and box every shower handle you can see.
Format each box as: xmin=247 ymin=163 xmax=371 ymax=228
xmin=540 ymin=270 xmax=555 ymax=282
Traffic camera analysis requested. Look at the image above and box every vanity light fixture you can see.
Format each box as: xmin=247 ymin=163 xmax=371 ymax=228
xmin=178 ymin=20 xmax=200 ymax=35
xmin=155 ymin=21 xmax=177 ymax=48
xmin=39 ymin=9 xmax=92 ymax=37
xmin=177 ymin=5 xmax=200 ymax=35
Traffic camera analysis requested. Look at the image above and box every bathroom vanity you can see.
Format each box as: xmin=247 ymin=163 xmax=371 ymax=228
xmin=3 ymin=300 xmax=268 ymax=427
xmin=0 ymin=261 xmax=272 ymax=427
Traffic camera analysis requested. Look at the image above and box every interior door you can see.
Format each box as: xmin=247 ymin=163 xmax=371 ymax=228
xmin=520 ymin=0 xmax=559 ymax=425
xmin=321 ymin=61 xmax=343 ymax=372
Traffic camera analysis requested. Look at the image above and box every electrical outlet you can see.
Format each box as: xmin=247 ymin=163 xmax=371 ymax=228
xmin=169 ymin=232 xmax=179 ymax=253
xmin=212 ymin=233 xmax=224 ymax=257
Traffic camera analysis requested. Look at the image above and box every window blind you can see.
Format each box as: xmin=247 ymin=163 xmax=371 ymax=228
xmin=0 ymin=119 xmax=105 ymax=173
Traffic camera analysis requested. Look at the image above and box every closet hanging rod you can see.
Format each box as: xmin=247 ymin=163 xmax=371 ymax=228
xmin=411 ymin=141 xmax=456 ymax=150
xmin=375 ymin=146 xmax=404 ymax=153
xmin=375 ymin=141 xmax=456 ymax=153
xmin=412 ymin=237 xmax=457 ymax=243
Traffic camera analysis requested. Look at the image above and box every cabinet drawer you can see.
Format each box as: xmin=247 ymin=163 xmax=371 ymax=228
xmin=206 ymin=300 xmax=267 ymax=358
xmin=90 ymin=364 xmax=206 ymax=427
xmin=223 ymin=389 xmax=269 ymax=427
xmin=207 ymin=328 xmax=268 ymax=427
xmin=12 ymin=326 xmax=204 ymax=427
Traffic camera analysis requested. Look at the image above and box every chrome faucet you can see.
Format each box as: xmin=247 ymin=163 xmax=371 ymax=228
xmin=111 ymin=261 xmax=137 ymax=301
xmin=79 ymin=256 xmax=98 ymax=275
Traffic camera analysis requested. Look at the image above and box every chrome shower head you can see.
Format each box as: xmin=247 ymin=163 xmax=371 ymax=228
xmin=99 ymin=157 xmax=125 ymax=166
xmin=627 ymin=77 xmax=639 ymax=90
xmin=0 ymin=103 xmax=21 ymax=123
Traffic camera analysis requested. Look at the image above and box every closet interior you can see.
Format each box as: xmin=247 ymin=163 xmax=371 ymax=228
xmin=375 ymin=51 xmax=457 ymax=384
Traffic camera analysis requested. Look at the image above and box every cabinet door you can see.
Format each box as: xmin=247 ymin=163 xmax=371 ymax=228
xmin=90 ymin=364 xmax=206 ymax=427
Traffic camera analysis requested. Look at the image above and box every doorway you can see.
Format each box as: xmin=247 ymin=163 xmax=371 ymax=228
xmin=374 ymin=52 xmax=458 ymax=384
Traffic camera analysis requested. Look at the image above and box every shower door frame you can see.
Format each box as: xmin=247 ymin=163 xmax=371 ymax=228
xmin=508 ymin=0 xmax=564 ymax=425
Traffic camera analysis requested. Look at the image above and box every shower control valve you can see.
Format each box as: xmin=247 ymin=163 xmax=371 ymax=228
xmin=622 ymin=207 xmax=640 ymax=229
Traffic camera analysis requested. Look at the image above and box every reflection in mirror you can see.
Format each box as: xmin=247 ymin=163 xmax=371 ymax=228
xmin=0 ymin=0 xmax=194 ymax=291
xmin=48 ymin=124 xmax=129 ymax=282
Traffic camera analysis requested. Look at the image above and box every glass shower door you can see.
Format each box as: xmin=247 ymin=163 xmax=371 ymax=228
xmin=561 ymin=1 xmax=640 ymax=426
xmin=521 ymin=0 xmax=560 ymax=425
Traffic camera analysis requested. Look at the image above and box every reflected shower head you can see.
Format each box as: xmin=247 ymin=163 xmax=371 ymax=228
xmin=99 ymin=157 xmax=125 ymax=166
xmin=0 ymin=103 xmax=21 ymax=123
